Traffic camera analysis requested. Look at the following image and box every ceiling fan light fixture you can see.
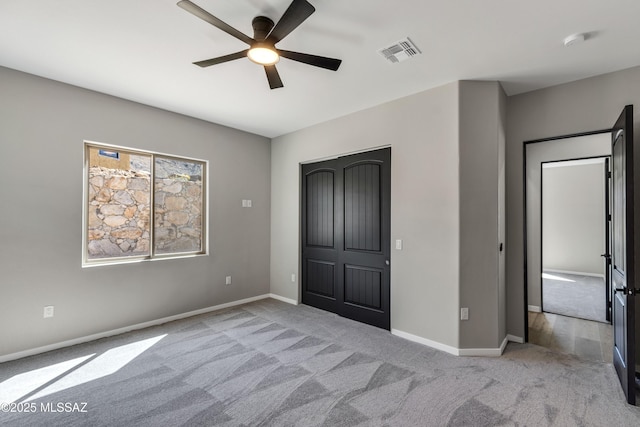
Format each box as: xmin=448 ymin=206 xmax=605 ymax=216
xmin=179 ymin=0 xmax=340 ymax=89
xmin=247 ymin=45 xmax=279 ymax=65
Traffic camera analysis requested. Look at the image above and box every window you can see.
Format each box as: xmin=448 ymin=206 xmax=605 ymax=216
xmin=84 ymin=142 xmax=206 ymax=265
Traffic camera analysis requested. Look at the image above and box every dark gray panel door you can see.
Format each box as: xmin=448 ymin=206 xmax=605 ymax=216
xmin=302 ymin=167 xmax=338 ymax=314
xmin=604 ymin=157 xmax=612 ymax=323
xmin=301 ymin=148 xmax=391 ymax=329
xmin=611 ymin=105 xmax=636 ymax=405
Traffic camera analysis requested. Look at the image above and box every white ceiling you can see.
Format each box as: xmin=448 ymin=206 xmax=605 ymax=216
xmin=1 ymin=0 xmax=639 ymax=138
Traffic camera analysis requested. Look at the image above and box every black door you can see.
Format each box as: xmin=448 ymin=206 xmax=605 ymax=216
xmin=301 ymin=148 xmax=391 ymax=329
xmin=604 ymin=158 xmax=612 ymax=323
xmin=611 ymin=105 xmax=637 ymax=405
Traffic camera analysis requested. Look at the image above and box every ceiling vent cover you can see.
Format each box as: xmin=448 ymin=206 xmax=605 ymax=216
xmin=378 ymin=37 xmax=421 ymax=63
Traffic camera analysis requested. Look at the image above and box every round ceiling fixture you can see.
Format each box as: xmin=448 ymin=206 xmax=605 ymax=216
xmin=248 ymin=44 xmax=280 ymax=66
xmin=563 ymin=33 xmax=586 ymax=47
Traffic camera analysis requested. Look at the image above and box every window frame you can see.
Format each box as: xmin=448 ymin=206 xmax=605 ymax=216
xmin=82 ymin=141 xmax=208 ymax=267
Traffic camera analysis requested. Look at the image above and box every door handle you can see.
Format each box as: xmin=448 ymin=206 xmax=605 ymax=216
xmin=614 ymin=129 xmax=624 ymax=142
xmin=615 ymin=287 xmax=640 ymax=295
xmin=385 ymin=260 xmax=390 ymax=266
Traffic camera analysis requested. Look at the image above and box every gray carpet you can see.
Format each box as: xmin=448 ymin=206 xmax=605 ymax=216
xmin=1 ymin=299 xmax=639 ymax=426
xmin=542 ymin=271 xmax=607 ymax=323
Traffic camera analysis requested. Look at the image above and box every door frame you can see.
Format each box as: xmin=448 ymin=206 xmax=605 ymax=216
xmin=539 ymin=155 xmax=611 ymax=319
xmin=605 ymin=157 xmax=612 ymax=323
xmin=523 ymin=129 xmax=611 ymax=341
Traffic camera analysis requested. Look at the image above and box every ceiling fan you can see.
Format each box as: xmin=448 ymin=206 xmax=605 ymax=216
xmin=177 ymin=0 xmax=342 ymax=89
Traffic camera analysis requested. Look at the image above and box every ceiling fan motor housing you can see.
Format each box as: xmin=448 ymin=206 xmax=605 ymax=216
xmin=252 ymin=16 xmax=275 ymax=41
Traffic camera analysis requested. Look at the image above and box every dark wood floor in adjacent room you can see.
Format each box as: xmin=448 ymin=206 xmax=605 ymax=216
xmin=528 ymin=311 xmax=613 ymax=363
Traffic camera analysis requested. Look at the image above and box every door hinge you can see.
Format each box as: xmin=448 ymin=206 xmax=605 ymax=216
xmin=607 ymin=171 xmax=612 ymax=179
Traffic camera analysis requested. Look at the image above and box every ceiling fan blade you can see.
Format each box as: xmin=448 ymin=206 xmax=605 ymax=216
xmin=193 ymin=50 xmax=249 ymax=67
xmin=264 ymin=65 xmax=284 ymax=89
xmin=177 ymin=0 xmax=254 ymax=46
xmin=278 ymin=50 xmax=342 ymax=71
xmin=267 ymin=0 xmax=315 ymax=44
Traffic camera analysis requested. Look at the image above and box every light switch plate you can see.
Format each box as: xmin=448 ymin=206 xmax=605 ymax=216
xmin=43 ymin=305 xmax=54 ymax=318
xmin=395 ymin=239 xmax=403 ymax=250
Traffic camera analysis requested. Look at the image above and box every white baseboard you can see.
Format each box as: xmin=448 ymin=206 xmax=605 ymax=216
xmin=528 ymin=305 xmax=541 ymax=313
xmin=500 ymin=336 xmax=509 ymax=352
xmin=2 ymin=294 xmax=515 ymax=363
xmin=391 ymin=329 xmax=460 ymax=356
xmin=458 ymin=335 xmax=507 ymax=357
xmin=0 ymin=294 xmax=275 ymax=364
xmin=268 ymin=293 xmax=298 ymax=305
xmin=543 ymin=269 xmax=604 ymax=279
xmin=391 ymin=329 xmax=507 ymax=357
xmin=507 ymin=334 xmax=524 ymax=344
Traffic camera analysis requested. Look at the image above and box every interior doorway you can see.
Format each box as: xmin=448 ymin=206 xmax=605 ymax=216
xmin=541 ymin=157 xmax=609 ymax=324
xmin=524 ymin=133 xmax=612 ymax=362
xmin=524 ymin=106 xmax=638 ymax=404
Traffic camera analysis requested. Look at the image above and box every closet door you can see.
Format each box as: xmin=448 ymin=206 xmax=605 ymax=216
xmin=302 ymin=148 xmax=391 ymax=329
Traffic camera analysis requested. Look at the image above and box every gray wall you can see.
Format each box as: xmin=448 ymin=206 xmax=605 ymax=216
xmin=525 ymin=135 xmax=610 ymax=309
xmin=271 ymin=81 xmax=506 ymax=351
xmin=271 ymin=82 xmax=462 ymax=348
xmin=458 ymin=81 xmax=507 ymax=349
xmin=543 ymin=161 xmax=606 ymax=276
xmin=506 ymin=65 xmax=640 ymax=339
xmin=0 ymin=67 xmax=271 ymax=357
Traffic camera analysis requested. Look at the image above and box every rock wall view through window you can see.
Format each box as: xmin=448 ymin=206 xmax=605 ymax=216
xmin=154 ymin=157 xmax=203 ymax=254
xmin=85 ymin=143 xmax=206 ymax=265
